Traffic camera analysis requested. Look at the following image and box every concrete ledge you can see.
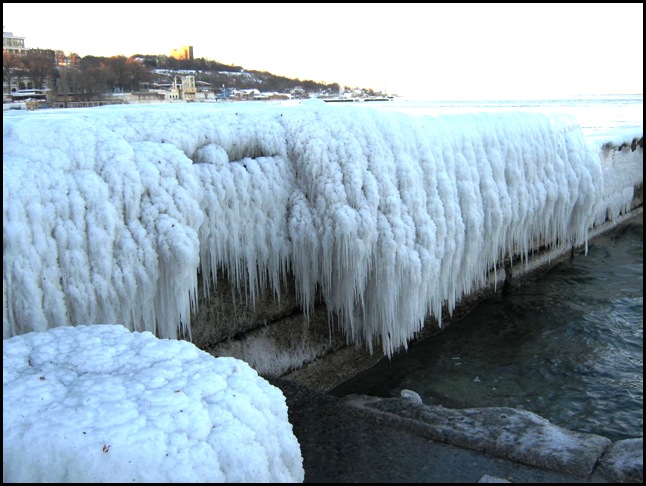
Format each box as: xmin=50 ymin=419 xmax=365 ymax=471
xmin=597 ymin=438 xmax=644 ymax=483
xmin=342 ymin=394 xmax=643 ymax=481
xmin=269 ymin=377 xmax=643 ymax=483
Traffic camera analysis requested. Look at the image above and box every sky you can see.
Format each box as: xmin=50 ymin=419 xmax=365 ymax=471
xmin=3 ymin=3 xmax=643 ymax=100
xmin=3 ymin=324 xmax=305 ymax=482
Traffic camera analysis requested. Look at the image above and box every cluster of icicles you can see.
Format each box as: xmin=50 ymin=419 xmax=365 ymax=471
xmin=5 ymin=102 xmax=633 ymax=356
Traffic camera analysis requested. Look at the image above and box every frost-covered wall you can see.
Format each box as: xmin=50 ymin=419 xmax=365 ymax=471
xmin=594 ymin=137 xmax=644 ymax=223
xmin=2 ymin=102 xmax=643 ymax=358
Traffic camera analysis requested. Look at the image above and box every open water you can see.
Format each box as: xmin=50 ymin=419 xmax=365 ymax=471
xmin=331 ymin=95 xmax=643 ymax=442
xmin=350 ymin=93 xmax=643 ymax=140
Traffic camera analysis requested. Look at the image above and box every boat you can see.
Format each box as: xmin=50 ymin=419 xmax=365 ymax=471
xmin=323 ymin=95 xmax=395 ymax=103
xmin=363 ymin=96 xmax=394 ymax=102
xmin=322 ymin=97 xmax=359 ymax=103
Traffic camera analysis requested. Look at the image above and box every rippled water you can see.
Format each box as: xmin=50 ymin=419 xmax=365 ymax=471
xmin=332 ymin=214 xmax=643 ymax=442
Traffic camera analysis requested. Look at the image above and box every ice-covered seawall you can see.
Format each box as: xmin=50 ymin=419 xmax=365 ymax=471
xmin=2 ymin=103 xmax=642 ymax=357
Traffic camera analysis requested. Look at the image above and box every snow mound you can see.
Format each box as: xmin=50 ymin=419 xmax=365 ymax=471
xmin=2 ymin=324 xmax=304 ymax=483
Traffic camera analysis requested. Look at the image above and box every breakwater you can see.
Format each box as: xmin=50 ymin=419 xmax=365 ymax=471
xmin=2 ymin=103 xmax=643 ymax=388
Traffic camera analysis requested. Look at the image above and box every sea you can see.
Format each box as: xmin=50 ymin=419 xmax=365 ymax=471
xmin=330 ymin=94 xmax=644 ymax=443
xmin=346 ymin=93 xmax=643 ymax=140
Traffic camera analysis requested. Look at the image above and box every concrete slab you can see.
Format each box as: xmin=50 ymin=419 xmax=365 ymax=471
xmin=269 ymin=378 xmax=642 ymax=483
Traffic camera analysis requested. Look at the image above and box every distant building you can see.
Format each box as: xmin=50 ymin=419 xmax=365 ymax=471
xmin=165 ymin=75 xmax=197 ymax=101
xmin=180 ymin=75 xmax=197 ymax=101
xmin=3 ymin=27 xmax=27 ymax=55
xmin=170 ymin=46 xmax=194 ymax=61
xmin=55 ymin=50 xmax=79 ymax=67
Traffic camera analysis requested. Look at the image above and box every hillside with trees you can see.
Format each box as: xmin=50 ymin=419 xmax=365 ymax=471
xmin=3 ymin=48 xmax=357 ymax=102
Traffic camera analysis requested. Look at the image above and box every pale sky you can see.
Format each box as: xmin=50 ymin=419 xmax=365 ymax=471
xmin=2 ymin=3 xmax=643 ymax=100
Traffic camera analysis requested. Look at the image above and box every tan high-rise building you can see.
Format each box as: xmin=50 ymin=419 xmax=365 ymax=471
xmin=170 ymin=46 xmax=194 ymax=61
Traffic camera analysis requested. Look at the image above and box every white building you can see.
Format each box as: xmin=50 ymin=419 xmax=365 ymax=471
xmin=3 ymin=27 xmax=26 ymax=55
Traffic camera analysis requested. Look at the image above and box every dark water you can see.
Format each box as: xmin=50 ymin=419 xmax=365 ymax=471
xmin=332 ymin=214 xmax=643 ymax=442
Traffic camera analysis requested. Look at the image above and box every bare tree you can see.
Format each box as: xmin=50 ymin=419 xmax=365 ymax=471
xmin=105 ymin=56 xmax=151 ymax=92
xmin=3 ymin=51 xmax=24 ymax=97
xmin=56 ymin=66 xmax=70 ymax=105
xmin=76 ymin=66 xmax=109 ymax=98
xmin=64 ymin=67 xmax=85 ymax=98
xmin=106 ymin=55 xmax=129 ymax=92
xmin=21 ymin=48 xmax=56 ymax=90
xmin=127 ymin=57 xmax=151 ymax=91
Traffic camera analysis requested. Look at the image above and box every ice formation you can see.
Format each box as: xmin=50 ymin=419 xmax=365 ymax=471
xmin=2 ymin=103 xmax=642 ymax=355
xmin=2 ymin=324 xmax=304 ymax=482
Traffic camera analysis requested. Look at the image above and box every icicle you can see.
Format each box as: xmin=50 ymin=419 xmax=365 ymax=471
xmin=5 ymin=104 xmax=623 ymax=360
